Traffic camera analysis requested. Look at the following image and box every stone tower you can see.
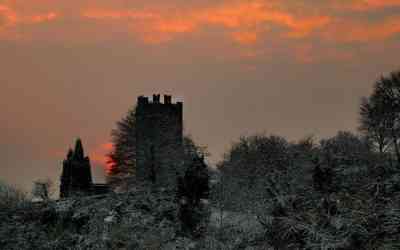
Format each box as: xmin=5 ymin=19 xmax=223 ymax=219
xmin=60 ymin=138 xmax=93 ymax=198
xmin=135 ymin=94 xmax=184 ymax=187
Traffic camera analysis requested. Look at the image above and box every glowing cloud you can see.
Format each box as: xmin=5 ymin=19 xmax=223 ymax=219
xmin=1 ymin=0 xmax=399 ymax=61
xmin=82 ymin=1 xmax=331 ymax=44
xmin=0 ymin=5 xmax=18 ymax=28
xmin=348 ymin=0 xmax=400 ymax=11
xmin=82 ymin=10 xmax=157 ymax=20
xmin=0 ymin=4 xmax=58 ymax=29
xmin=30 ymin=12 xmax=58 ymax=23
xmin=232 ymin=31 xmax=258 ymax=44
xmin=324 ymin=16 xmax=400 ymax=42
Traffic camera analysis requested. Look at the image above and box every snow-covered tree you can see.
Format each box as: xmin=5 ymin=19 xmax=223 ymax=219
xmin=32 ymin=178 xmax=53 ymax=201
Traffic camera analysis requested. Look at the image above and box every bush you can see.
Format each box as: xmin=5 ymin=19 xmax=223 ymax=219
xmin=0 ymin=181 xmax=28 ymax=218
xmin=32 ymin=178 xmax=54 ymax=201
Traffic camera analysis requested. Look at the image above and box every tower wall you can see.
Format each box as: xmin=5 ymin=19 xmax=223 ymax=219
xmin=135 ymin=94 xmax=184 ymax=187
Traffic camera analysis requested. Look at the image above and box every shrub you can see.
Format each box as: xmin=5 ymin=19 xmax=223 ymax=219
xmin=0 ymin=180 xmax=27 ymax=213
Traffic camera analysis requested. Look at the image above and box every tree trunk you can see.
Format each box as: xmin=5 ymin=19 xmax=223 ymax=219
xmin=378 ymin=139 xmax=384 ymax=154
xmin=392 ymin=133 xmax=400 ymax=167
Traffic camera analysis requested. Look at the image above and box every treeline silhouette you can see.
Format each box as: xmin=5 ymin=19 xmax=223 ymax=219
xmin=103 ymin=69 xmax=400 ymax=249
xmin=209 ymin=70 xmax=400 ymax=249
xmin=1 ymin=70 xmax=400 ymax=249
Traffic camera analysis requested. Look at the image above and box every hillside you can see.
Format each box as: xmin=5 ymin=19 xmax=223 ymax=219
xmin=0 ymin=180 xmax=268 ymax=250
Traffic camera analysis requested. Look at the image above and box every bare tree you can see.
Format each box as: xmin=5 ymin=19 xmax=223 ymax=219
xmin=359 ymin=97 xmax=391 ymax=154
xmin=359 ymin=70 xmax=400 ymax=164
xmin=32 ymin=178 xmax=53 ymax=201
xmin=319 ymin=131 xmax=371 ymax=166
xmin=0 ymin=180 xmax=27 ymax=211
xmin=219 ymin=134 xmax=290 ymax=192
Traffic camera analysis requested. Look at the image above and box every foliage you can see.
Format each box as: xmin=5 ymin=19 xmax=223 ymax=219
xmin=217 ymin=134 xmax=294 ymax=210
xmin=0 ymin=180 xmax=27 ymax=212
xmin=320 ymin=131 xmax=371 ymax=164
xmin=213 ymin=129 xmax=400 ymax=249
xmin=183 ymin=135 xmax=209 ymax=162
xmin=219 ymin=134 xmax=290 ymax=181
xmin=177 ymin=137 xmax=210 ymax=237
xmin=177 ymin=157 xmax=209 ymax=206
xmin=106 ymin=106 xmax=137 ymax=185
xmin=0 ymin=183 xmax=192 ymax=250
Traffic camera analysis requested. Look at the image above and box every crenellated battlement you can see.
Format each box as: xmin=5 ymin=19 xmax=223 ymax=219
xmin=137 ymin=94 xmax=182 ymax=106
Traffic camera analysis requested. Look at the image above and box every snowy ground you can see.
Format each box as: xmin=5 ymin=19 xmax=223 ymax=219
xmin=209 ymin=208 xmax=263 ymax=233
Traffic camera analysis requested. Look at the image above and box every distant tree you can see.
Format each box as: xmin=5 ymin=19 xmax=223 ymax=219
xmin=0 ymin=180 xmax=27 ymax=212
xmin=359 ymin=70 xmax=400 ymax=164
xmin=219 ymin=134 xmax=290 ymax=182
xmin=180 ymin=135 xmax=210 ymax=204
xmin=32 ymin=178 xmax=53 ymax=201
xmin=291 ymin=135 xmax=316 ymax=157
xmin=74 ymin=138 xmax=85 ymax=160
xmin=177 ymin=155 xmax=210 ymax=206
xmin=217 ymin=134 xmax=292 ymax=211
xmin=183 ymin=135 xmax=209 ymax=162
xmin=177 ymin=154 xmax=210 ymax=236
xmin=318 ymin=131 xmax=376 ymax=196
xmin=319 ymin=131 xmax=371 ymax=166
xmin=106 ymin=106 xmax=137 ymax=184
xmin=359 ymin=97 xmax=391 ymax=154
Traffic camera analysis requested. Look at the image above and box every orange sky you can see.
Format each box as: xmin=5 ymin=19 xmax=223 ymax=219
xmin=0 ymin=0 xmax=399 ymax=190
xmin=1 ymin=0 xmax=400 ymax=45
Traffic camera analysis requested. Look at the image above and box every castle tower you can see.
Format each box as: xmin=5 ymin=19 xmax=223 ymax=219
xmin=135 ymin=94 xmax=184 ymax=187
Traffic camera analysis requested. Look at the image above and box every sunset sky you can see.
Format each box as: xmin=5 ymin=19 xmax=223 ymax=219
xmin=1 ymin=0 xmax=399 ymax=190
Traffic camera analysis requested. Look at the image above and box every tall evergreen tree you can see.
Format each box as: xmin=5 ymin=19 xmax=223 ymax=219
xmin=74 ymin=138 xmax=85 ymax=160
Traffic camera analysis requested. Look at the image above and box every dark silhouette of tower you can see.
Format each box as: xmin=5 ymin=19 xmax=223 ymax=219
xmin=60 ymin=138 xmax=93 ymax=198
xmin=135 ymin=94 xmax=184 ymax=187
